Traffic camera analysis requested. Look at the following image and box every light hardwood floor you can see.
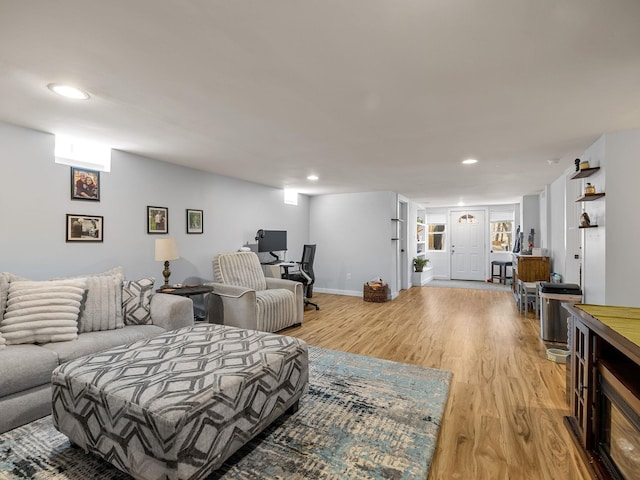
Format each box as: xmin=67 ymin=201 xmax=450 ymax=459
xmin=280 ymin=285 xmax=592 ymax=480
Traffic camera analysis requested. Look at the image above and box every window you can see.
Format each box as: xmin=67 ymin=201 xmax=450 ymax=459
xmin=428 ymin=223 xmax=446 ymax=251
xmin=54 ymin=135 xmax=112 ymax=172
xmin=490 ymin=209 xmax=514 ymax=252
xmin=457 ymin=213 xmax=478 ymax=224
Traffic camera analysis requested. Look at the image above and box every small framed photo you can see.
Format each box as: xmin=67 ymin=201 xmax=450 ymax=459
xmin=71 ymin=167 xmax=100 ymax=201
xmin=148 ymin=206 xmax=168 ymax=234
xmin=186 ymin=209 xmax=203 ymax=234
xmin=66 ymin=214 xmax=103 ymax=242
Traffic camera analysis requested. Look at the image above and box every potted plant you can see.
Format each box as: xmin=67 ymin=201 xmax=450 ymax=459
xmin=413 ymin=257 xmax=429 ymax=272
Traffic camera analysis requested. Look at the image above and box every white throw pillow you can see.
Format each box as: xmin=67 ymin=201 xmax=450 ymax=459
xmin=0 ymin=272 xmax=28 ymax=323
xmin=0 ymin=273 xmax=8 ymax=322
xmin=122 ymin=278 xmax=155 ymax=325
xmin=0 ymin=279 xmax=87 ymax=344
xmin=54 ymin=267 xmax=125 ymax=332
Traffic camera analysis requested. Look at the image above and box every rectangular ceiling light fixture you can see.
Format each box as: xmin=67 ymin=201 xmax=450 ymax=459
xmin=54 ymin=135 xmax=112 ymax=172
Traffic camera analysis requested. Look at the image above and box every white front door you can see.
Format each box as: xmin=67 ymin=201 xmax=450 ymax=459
xmin=450 ymin=210 xmax=486 ymax=281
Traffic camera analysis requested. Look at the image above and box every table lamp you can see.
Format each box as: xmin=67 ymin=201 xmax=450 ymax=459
xmin=155 ymin=238 xmax=179 ymax=287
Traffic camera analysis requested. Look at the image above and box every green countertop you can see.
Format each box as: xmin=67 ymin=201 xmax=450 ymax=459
xmin=575 ymin=304 xmax=640 ymax=348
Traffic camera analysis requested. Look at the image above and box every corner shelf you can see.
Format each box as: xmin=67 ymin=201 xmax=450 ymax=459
xmin=570 ymin=167 xmax=600 ymax=180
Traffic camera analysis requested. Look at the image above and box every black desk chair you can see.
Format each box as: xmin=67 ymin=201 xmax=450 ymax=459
xmin=286 ymin=244 xmax=319 ymax=310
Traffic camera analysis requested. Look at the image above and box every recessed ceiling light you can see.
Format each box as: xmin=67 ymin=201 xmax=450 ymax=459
xmin=462 ymin=158 xmax=478 ymax=165
xmin=47 ymin=83 xmax=90 ymax=100
xmin=307 ymin=175 xmax=319 ymax=181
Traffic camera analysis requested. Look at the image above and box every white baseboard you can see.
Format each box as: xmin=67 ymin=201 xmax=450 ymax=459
xmin=313 ymin=287 xmax=362 ymax=297
xmin=314 ymin=287 xmax=400 ymax=299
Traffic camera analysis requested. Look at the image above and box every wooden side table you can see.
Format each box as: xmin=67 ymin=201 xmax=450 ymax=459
xmin=156 ymin=284 xmax=214 ymax=321
xmin=156 ymin=284 xmax=213 ymax=297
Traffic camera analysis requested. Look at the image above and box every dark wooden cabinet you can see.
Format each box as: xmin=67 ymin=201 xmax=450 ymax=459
xmin=564 ymin=304 xmax=640 ymax=480
xmin=569 ymin=316 xmax=596 ymax=447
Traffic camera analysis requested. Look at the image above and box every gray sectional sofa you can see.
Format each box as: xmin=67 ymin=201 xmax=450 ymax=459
xmin=0 ymin=269 xmax=194 ymax=434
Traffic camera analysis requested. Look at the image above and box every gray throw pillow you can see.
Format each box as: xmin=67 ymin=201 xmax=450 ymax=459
xmin=122 ymin=278 xmax=155 ymax=325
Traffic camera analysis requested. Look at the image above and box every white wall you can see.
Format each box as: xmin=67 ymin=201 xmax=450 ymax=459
xmin=309 ymin=191 xmax=398 ymax=297
xmin=603 ymin=130 xmax=640 ymax=306
xmin=548 ymin=175 xmax=566 ymax=279
xmin=0 ymin=122 xmax=310 ymax=285
xmin=520 ymin=195 xmax=540 ymax=251
xmin=580 ymin=135 xmax=607 ymax=304
xmin=545 ymin=130 xmax=640 ymax=307
xmin=564 ymin=173 xmax=582 ymax=285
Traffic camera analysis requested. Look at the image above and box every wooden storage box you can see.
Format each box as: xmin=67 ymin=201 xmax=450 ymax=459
xmin=363 ymin=282 xmax=390 ymax=303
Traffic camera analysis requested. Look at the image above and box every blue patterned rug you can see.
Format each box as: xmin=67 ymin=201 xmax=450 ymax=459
xmin=0 ymin=346 xmax=452 ymax=480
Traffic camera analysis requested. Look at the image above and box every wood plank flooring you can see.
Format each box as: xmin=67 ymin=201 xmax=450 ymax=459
xmin=280 ymin=285 xmax=592 ymax=480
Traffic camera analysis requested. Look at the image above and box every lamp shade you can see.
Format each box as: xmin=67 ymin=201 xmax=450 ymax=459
xmin=155 ymin=238 xmax=179 ymax=261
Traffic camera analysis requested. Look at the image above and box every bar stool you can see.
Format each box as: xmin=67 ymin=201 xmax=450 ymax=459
xmin=491 ymin=260 xmax=513 ymax=284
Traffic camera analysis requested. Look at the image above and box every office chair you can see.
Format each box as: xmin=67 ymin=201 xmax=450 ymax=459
xmin=286 ymin=244 xmax=320 ymax=310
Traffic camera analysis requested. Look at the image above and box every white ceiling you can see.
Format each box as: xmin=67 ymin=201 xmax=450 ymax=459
xmin=1 ymin=0 xmax=639 ymax=207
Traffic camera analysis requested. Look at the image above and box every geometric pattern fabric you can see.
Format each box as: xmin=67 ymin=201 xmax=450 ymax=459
xmin=51 ymin=324 xmax=308 ymax=480
xmin=122 ymin=277 xmax=155 ymax=325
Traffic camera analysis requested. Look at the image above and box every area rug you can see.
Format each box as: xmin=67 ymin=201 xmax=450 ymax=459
xmin=0 ymin=346 xmax=452 ymax=480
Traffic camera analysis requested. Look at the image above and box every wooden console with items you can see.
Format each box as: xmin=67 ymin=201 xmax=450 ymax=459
xmin=564 ymin=304 xmax=640 ymax=480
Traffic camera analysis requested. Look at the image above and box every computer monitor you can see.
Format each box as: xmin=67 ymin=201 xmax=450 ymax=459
xmin=256 ymin=230 xmax=287 ymax=254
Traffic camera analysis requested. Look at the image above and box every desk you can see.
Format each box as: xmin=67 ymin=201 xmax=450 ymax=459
xmin=262 ymin=262 xmax=298 ymax=279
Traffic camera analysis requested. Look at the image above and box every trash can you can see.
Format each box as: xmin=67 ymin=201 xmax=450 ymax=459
xmin=538 ymin=282 xmax=582 ymax=343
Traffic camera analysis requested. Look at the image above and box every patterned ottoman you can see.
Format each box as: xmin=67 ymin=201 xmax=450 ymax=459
xmin=51 ymin=324 xmax=308 ymax=480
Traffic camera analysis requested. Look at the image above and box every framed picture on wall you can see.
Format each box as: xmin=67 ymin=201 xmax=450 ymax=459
xmin=70 ymin=167 xmax=100 ymax=201
xmin=66 ymin=214 xmax=103 ymax=242
xmin=186 ymin=209 xmax=203 ymax=234
xmin=147 ymin=206 xmax=168 ymax=234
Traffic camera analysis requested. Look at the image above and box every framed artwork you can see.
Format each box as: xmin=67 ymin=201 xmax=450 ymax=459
xmin=186 ymin=209 xmax=203 ymax=234
xmin=66 ymin=214 xmax=103 ymax=242
xmin=70 ymin=167 xmax=100 ymax=201
xmin=148 ymin=206 xmax=168 ymax=234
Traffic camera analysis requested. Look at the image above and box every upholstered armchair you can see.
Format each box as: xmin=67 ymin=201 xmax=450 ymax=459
xmin=207 ymin=251 xmax=304 ymax=332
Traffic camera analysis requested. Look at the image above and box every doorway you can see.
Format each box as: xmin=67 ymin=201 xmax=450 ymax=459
xmin=397 ymin=201 xmax=409 ymax=291
xmin=450 ymin=209 xmax=486 ymax=281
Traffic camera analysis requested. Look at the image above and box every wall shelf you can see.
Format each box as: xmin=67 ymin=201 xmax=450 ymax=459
xmin=570 ymin=167 xmax=600 ymax=180
xmin=579 ymin=225 xmax=598 ymax=229
xmin=576 ymin=193 xmax=605 ymax=202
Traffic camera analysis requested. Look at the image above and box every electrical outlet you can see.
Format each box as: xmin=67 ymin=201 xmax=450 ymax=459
xmin=346 ymin=273 xmax=351 ymax=280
